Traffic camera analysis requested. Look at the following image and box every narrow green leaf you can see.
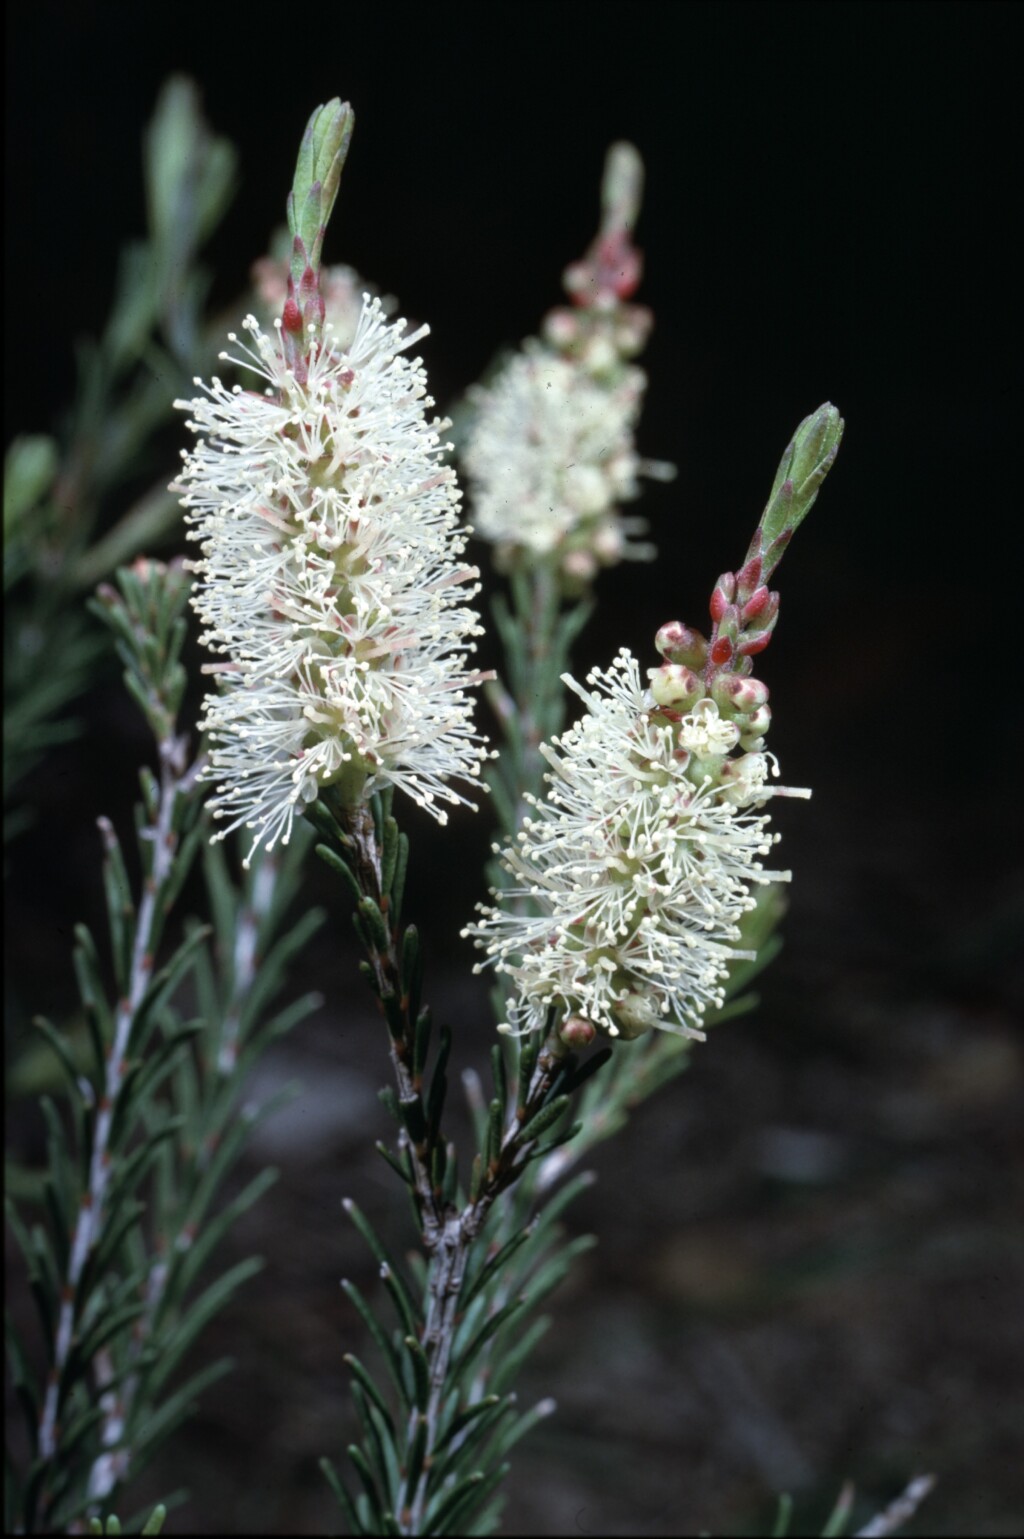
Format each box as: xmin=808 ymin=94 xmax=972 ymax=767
xmin=486 ymin=1394 xmax=556 ymax=1463
xmin=426 ymin=1467 xmax=507 ymax=1537
xmin=126 ymin=924 xmax=212 ymax=1057
xmin=129 ymin=1356 xmax=234 ymax=1460
xmin=351 ymin=1380 xmax=395 ymax=1505
xmin=429 ymin=1398 xmax=511 ymax=1490
xmin=437 ymin=1391 xmax=502 ymax=1449
xmin=398 ymin=1093 xmax=427 ymax=1147
xmin=426 ymin=1025 xmax=451 ymax=1143
xmin=402 ymin=1411 xmax=428 ymax=1503
xmin=32 ymin=1016 xmax=91 ymax=1102
xmin=772 ymin=1492 xmax=794 ymax=1538
xmin=320 ymin=1455 xmax=361 ymax=1532
xmin=71 ymin=1300 xmax=148 ymax=1378
xmin=375 ymin=1140 xmax=413 ymax=1189
xmin=516 ymin=1030 xmax=540 ymax=1107
xmin=413 ymin=1005 xmax=432 ymax=1081
xmin=316 ymin=841 xmax=361 ymax=900
xmin=487 ymin=1315 xmax=551 ymax=1397
xmin=490 ymin=1044 xmax=507 ymax=1118
xmin=76 ymin=1200 xmax=147 ymax=1320
xmin=560 ymin=1046 xmax=613 ymax=1096
xmin=342 ymin=1280 xmax=409 ymax=1408
xmin=347 ymin=1441 xmax=385 ymax=1530
xmin=144 ymin=1258 xmax=264 ymax=1403
xmin=170 ymin=1165 xmax=279 ymax=1305
xmin=53 ymin=1400 xmax=105 ymax=1464
xmin=343 ymin=1352 xmax=395 ymax=1436
xmin=516 ymin=1094 xmax=571 ymax=1147
xmin=402 ymin=1333 xmax=430 ymax=1410
xmin=343 ymin=1199 xmax=420 ymax=1335
xmin=401 ymin=926 xmax=421 ymax=1025
xmin=485 ymin=1098 xmax=504 ymax=1170
xmin=381 ymin=815 xmax=399 ymax=897
xmin=99 ymin=822 xmax=135 ymax=995
xmin=458 ymin=1228 xmax=533 ymax=1313
xmin=391 ymin=832 xmax=409 ymax=924
xmin=72 ymin=925 xmax=114 ymax=1047
xmin=522 ymin=1119 xmax=584 ymax=1165
xmin=452 ymin=1296 xmax=528 ymax=1382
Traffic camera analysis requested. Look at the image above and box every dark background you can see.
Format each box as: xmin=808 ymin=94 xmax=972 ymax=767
xmin=5 ymin=2 xmax=1022 ymax=1534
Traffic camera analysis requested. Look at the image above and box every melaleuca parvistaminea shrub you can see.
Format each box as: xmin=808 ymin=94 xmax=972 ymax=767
xmin=174 ymin=298 xmax=491 ymax=862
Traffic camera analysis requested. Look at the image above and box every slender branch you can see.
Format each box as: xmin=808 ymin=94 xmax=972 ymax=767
xmin=38 ymin=731 xmax=197 ymax=1463
xmin=347 ymin=803 xmax=446 ymax=1241
xmin=334 ymin=794 xmax=570 ymax=1533
xmin=400 ymin=1036 xmax=563 ymax=1535
xmin=83 ymin=843 xmax=280 ymax=1507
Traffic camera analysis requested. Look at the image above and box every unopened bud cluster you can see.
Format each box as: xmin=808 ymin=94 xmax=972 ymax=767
xmin=252 ymin=255 xmax=392 ymax=353
xmin=462 ymin=143 xmax=672 ymax=588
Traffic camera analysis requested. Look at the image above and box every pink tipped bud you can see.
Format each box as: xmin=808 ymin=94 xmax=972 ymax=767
xmin=655 ymin=621 xmax=708 ymax=669
xmin=282 ymin=297 xmax=303 ymax=333
xmin=649 ymin=662 xmax=703 ymax=709
xmin=710 ymin=635 xmax=734 ymax=667
xmin=559 ymin=1014 xmax=597 ymax=1050
xmin=714 ymin=675 xmax=770 ymax=713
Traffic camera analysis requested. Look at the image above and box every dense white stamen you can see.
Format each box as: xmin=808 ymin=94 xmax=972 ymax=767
xmin=464 ymin=650 xmax=807 ymax=1040
xmin=463 ymin=349 xmax=658 ymax=568
xmin=174 ymin=298 xmax=490 ymax=863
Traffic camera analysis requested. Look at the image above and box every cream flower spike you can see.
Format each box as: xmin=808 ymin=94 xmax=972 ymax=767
xmin=462 ymin=142 xmax=672 ymax=586
xmin=174 ymin=297 xmax=491 ymax=864
xmin=464 ymin=649 xmax=806 ymax=1041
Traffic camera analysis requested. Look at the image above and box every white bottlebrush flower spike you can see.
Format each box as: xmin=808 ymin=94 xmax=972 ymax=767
xmin=465 ymin=650 xmax=809 ymax=1040
xmin=174 ymin=298 xmax=491 ymax=862
xmin=463 ymin=348 xmax=659 ymax=573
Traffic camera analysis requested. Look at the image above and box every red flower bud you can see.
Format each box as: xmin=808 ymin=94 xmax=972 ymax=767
xmin=654 ymin=621 xmax=708 ymax=669
xmin=559 ymin=1014 xmax=598 ymax=1049
xmin=742 ymin=585 xmax=771 ymax=620
xmin=709 ymin=572 xmax=737 ymax=622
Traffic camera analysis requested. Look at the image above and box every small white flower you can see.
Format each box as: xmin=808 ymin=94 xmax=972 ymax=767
xmin=464 ymin=650 xmax=807 ymax=1040
xmin=462 ymin=348 xmax=656 ymax=569
xmin=678 ymin=696 xmax=741 ymax=760
xmin=174 ymin=298 xmax=490 ymax=862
